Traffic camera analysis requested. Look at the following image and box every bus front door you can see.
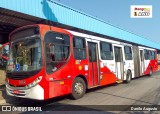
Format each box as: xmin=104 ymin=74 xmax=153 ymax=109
xmin=88 ymin=42 xmax=100 ymax=87
xmin=114 ymin=46 xmax=124 ymax=80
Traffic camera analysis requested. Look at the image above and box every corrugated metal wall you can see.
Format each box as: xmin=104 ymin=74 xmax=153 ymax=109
xmin=0 ymin=0 xmax=160 ymax=49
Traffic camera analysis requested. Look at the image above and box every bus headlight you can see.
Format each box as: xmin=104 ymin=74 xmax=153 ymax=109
xmin=25 ymin=76 xmax=42 ymax=89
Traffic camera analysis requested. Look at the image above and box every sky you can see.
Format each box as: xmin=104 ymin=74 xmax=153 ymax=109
xmin=56 ymin=0 xmax=160 ymax=43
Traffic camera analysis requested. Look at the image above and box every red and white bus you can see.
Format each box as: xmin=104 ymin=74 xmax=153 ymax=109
xmin=0 ymin=42 xmax=9 ymax=66
xmin=6 ymin=24 xmax=158 ymax=100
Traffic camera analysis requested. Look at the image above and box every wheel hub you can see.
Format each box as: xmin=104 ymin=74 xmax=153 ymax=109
xmin=74 ymin=82 xmax=83 ymax=95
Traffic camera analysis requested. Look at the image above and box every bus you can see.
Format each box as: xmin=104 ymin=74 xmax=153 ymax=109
xmin=0 ymin=42 xmax=9 ymax=67
xmin=6 ymin=24 xmax=158 ymax=100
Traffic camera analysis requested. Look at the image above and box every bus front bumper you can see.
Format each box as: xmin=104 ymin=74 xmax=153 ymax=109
xmin=6 ymin=83 xmax=44 ymax=100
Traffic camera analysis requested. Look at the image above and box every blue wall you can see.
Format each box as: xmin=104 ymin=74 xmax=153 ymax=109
xmin=1 ymin=0 xmax=160 ymax=49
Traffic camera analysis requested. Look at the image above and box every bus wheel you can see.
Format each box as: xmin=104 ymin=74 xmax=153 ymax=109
xmin=71 ymin=77 xmax=86 ymax=100
xmin=149 ymin=68 xmax=153 ymax=76
xmin=126 ymin=70 xmax=132 ymax=83
xmin=0 ymin=59 xmax=3 ymax=66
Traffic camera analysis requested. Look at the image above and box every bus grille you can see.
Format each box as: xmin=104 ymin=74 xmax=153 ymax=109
xmin=6 ymin=70 xmax=40 ymax=79
xmin=7 ymin=73 xmax=29 ymax=79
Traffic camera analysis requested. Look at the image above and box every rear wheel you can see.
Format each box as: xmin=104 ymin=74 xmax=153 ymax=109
xmin=149 ymin=68 xmax=153 ymax=76
xmin=0 ymin=59 xmax=3 ymax=66
xmin=71 ymin=77 xmax=86 ymax=100
xmin=126 ymin=70 xmax=132 ymax=83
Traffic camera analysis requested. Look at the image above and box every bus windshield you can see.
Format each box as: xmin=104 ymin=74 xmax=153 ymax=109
xmin=7 ymin=37 xmax=42 ymax=72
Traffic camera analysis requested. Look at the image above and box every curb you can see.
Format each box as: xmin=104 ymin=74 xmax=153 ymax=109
xmin=0 ymin=98 xmax=16 ymax=105
xmin=0 ymin=84 xmax=5 ymax=87
xmin=0 ymin=97 xmax=17 ymax=105
xmin=0 ymin=99 xmax=7 ymax=104
xmin=0 ymin=84 xmax=12 ymax=105
xmin=0 ymin=97 xmax=21 ymax=105
xmin=0 ymin=84 xmax=7 ymax=104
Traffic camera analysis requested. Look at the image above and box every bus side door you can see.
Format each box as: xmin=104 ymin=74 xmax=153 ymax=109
xmin=114 ymin=46 xmax=124 ymax=80
xmin=88 ymin=42 xmax=100 ymax=87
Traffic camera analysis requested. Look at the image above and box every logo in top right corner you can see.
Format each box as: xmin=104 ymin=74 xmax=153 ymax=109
xmin=131 ymin=5 xmax=152 ymax=18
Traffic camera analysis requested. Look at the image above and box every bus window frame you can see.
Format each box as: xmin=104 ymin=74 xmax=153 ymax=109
xmin=144 ymin=49 xmax=149 ymax=60
xmin=73 ymin=36 xmax=87 ymax=60
xmin=100 ymin=41 xmax=113 ymax=60
xmin=44 ymin=31 xmax=71 ymax=74
xmin=124 ymin=46 xmax=133 ymax=60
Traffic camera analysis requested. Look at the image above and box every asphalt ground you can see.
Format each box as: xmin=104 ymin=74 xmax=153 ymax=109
xmin=0 ymin=71 xmax=160 ymax=113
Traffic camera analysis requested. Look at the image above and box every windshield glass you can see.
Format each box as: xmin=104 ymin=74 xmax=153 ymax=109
xmin=2 ymin=45 xmax=9 ymax=56
xmin=7 ymin=37 xmax=42 ymax=72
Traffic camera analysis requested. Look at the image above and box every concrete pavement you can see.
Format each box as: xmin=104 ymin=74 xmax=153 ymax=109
xmin=0 ymin=69 xmax=5 ymax=86
xmin=0 ymin=85 xmax=12 ymax=104
xmin=0 ymin=69 xmax=19 ymax=104
xmin=0 ymin=84 xmax=21 ymax=105
xmin=1 ymin=71 xmax=160 ymax=108
xmin=0 ymin=69 xmax=7 ymax=104
xmin=0 ymin=71 xmax=159 ymax=114
xmin=0 ymin=85 xmax=6 ymax=104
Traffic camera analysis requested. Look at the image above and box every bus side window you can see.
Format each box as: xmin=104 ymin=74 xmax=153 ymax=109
xmin=100 ymin=42 xmax=113 ymax=60
xmin=154 ymin=51 xmax=156 ymax=60
xmin=150 ymin=51 xmax=155 ymax=60
xmin=124 ymin=46 xmax=132 ymax=60
xmin=73 ymin=36 xmax=86 ymax=60
xmin=144 ymin=49 xmax=149 ymax=60
xmin=148 ymin=50 xmax=152 ymax=60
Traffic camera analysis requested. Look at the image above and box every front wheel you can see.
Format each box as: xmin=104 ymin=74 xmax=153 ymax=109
xmin=0 ymin=59 xmax=3 ymax=66
xmin=125 ymin=70 xmax=132 ymax=83
xmin=71 ymin=77 xmax=86 ymax=100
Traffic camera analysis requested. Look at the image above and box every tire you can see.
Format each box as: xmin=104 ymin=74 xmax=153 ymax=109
xmin=125 ymin=70 xmax=132 ymax=83
xmin=71 ymin=77 xmax=86 ymax=100
xmin=149 ymin=68 xmax=153 ymax=76
xmin=0 ymin=59 xmax=2 ymax=66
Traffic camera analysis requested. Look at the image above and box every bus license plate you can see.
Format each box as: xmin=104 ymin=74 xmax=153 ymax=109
xmin=13 ymin=90 xmax=20 ymax=94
